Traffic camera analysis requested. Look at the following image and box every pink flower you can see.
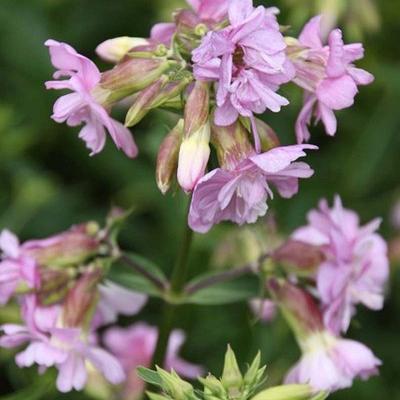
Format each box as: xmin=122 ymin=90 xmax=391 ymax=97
xmin=94 ymin=281 xmax=148 ymax=327
xmin=189 ymin=144 xmax=317 ymax=233
xmin=104 ymin=322 xmax=203 ymax=399
xmin=293 ymin=196 xmax=389 ymax=334
xmin=0 ymin=296 xmax=125 ymax=393
xmin=0 ymin=230 xmax=39 ymax=305
xmin=269 ymin=280 xmax=381 ymax=392
xmin=285 ymin=331 xmax=381 ymax=392
xmin=292 ymin=16 xmax=374 ymax=142
xmin=45 ymin=40 xmax=138 ymax=158
xmin=192 ymin=0 xmax=294 ymax=150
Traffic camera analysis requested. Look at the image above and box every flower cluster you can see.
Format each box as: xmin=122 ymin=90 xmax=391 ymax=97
xmin=44 ymin=0 xmax=373 ymax=234
xmin=0 ymin=0 xmax=387 ymax=398
xmin=263 ymin=196 xmax=389 ymax=392
xmin=0 ymin=218 xmax=199 ymax=395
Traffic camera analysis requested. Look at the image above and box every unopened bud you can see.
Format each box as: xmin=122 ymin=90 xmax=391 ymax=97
xmin=23 ymin=224 xmax=100 ymax=268
xmin=100 ymin=58 xmax=172 ymax=102
xmin=38 ymin=268 xmax=75 ymax=305
xmin=156 ymin=368 xmax=194 ymax=400
xmin=125 ymin=75 xmax=192 ymax=127
xmin=200 ymin=375 xmax=226 ymax=399
xmin=211 ymin=119 xmax=253 ymax=170
xmin=178 ymin=82 xmax=210 ymax=192
xmin=254 ymin=118 xmax=280 ymax=151
xmin=251 ymin=384 xmax=315 ymax=400
xmin=184 ymin=81 xmax=209 ymax=135
xmin=221 ymin=346 xmax=243 ymax=390
xmin=96 ymin=37 xmax=150 ymax=63
xmin=156 ymin=120 xmax=183 ymax=194
xmin=268 ymin=280 xmax=324 ymax=340
xmin=125 ymin=76 xmax=169 ymax=127
xmin=63 ymin=269 xmax=102 ymax=327
xmin=272 ymin=240 xmax=325 ymax=274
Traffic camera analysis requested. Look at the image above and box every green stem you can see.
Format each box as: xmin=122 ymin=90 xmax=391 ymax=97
xmin=152 ymin=198 xmax=194 ymax=367
xmin=170 ymin=222 xmax=193 ymax=294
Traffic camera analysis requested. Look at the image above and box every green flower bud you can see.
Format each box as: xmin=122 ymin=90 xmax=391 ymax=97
xmin=221 ymin=346 xmax=243 ymax=391
xmin=156 ymin=368 xmax=195 ymax=400
xmin=100 ymin=58 xmax=173 ymax=102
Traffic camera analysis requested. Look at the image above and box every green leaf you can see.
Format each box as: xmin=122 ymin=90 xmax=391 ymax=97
xmin=186 ymin=275 xmax=259 ymax=305
xmin=107 ymin=253 xmax=167 ymax=297
xmin=137 ymin=367 xmax=164 ymax=387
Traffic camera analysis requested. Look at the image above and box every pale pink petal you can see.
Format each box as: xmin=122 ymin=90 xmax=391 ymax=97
xmin=228 ymin=0 xmax=254 ymax=26
xmin=299 ymin=16 xmax=323 ymax=49
xmin=318 ymin=103 xmax=337 ymax=136
xmin=249 ymin=145 xmax=317 ymax=174
xmin=56 ymin=353 xmax=88 ymax=393
xmin=295 ymin=96 xmax=317 ymax=143
xmin=214 ymin=98 xmax=239 ymax=126
xmin=0 ymin=230 xmax=20 ymax=258
xmin=88 ymin=347 xmax=126 ymax=385
xmin=78 ymin=119 xmax=107 ymax=156
xmin=150 ymin=23 xmax=176 ymax=46
xmin=326 ymin=30 xmax=347 ymax=78
xmin=317 ymin=75 xmax=358 ymax=110
xmin=348 ymin=67 xmax=374 ymax=86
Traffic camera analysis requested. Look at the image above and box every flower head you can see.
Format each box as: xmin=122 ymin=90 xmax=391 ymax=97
xmin=192 ymin=0 xmax=294 ymax=149
xmin=189 ymin=144 xmax=316 ymax=233
xmin=292 ymin=196 xmax=389 ymax=334
xmin=269 ymin=280 xmax=381 ymax=393
xmin=285 ymin=331 xmax=381 ymax=392
xmin=290 ymin=16 xmax=374 ymax=142
xmin=45 ymin=40 xmax=138 ymax=158
xmin=0 ymin=296 xmax=125 ymax=393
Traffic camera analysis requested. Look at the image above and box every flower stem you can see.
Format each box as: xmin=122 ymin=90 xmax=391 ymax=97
xmin=184 ymin=253 xmax=270 ymax=295
xmin=152 ymin=198 xmax=194 ymax=367
xmin=119 ymin=254 xmax=167 ymax=291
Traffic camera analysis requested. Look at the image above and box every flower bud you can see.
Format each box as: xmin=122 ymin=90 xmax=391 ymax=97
xmin=177 ymin=81 xmax=211 ymax=192
xmin=38 ymin=268 xmax=75 ymax=305
xmin=254 ymin=118 xmax=280 ymax=151
xmin=200 ymin=375 xmax=226 ymax=399
xmin=156 ymin=368 xmax=195 ymax=400
xmin=63 ymin=269 xmax=102 ymax=327
xmin=100 ymin=58 xmax=172 ymax=102
xmin=96 ymin=37 xmax=150 ymax=63
xmin=271 ymin=240 xmax=325 ymax=275
xmin=221 ymin=346 xmax=243 ymax=390
xmin=268 ymin=280 xmax=324 ymax=341
xmin=156 ymin=119 xmax=183 ymax=194
xmin=251 ymin=384 xmax=316 ymax=400
xmin=22 ymin=223 xmax=100 ymax=268
xmin=125 ymin=75 xmax=192 ymax=127
xmin=211 ymin=119 xmax=253 ymax=170
xmin=125 ymin=76 xmax=169 ymax=127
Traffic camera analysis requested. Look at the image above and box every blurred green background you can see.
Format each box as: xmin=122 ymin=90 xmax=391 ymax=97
xmin=0 ymin=0 xmax=399 ymax=398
